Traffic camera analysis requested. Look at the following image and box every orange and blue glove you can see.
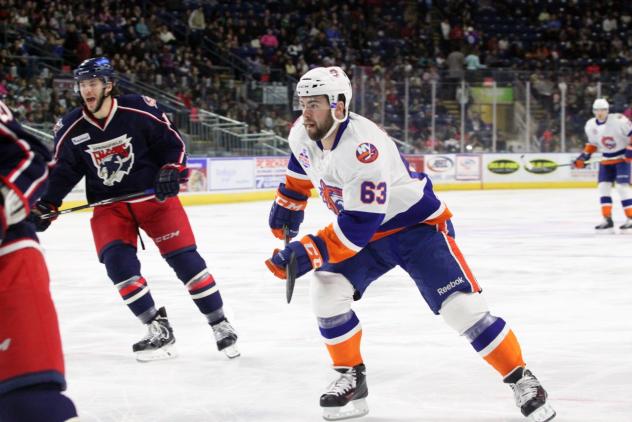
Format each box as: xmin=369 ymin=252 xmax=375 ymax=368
xmin=269 ymin=183 xmax=308 ymax=240
xmin=265 ymin=235 xmax=328 ymax=279
xmin=572 ymin=152 xmax=591 ymax=169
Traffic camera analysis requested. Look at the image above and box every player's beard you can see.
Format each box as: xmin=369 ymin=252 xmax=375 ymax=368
xmin=306 ymin=112 xmax=335 ymax=141
xmin=84 ymin=87 xmax=108 ymax=115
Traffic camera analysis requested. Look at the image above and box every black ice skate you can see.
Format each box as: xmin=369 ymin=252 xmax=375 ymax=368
xmin=504 ymin=367 xmax=556 ymax=422
xmin=619 ymin=218 xmax=632 ymax=234
xmin=211 ymin=320 xmax=240 ymax=358
xmin=595 ymin=217 xmax=614 ymax=234
xmin=320 ymin=364 xmax=369 ymax=421
xmin=132 ymin=307 xmax=177 ymax=362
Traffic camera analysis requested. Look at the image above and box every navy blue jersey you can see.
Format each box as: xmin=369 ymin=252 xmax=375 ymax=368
xmin=0 ymin=100 xmax=51 ymax=250
xmin=43 ymin=94 xmax=186 ymax=206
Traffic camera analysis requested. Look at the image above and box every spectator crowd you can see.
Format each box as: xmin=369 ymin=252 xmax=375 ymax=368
xmin=1 ymin=0 xmax=632 ymax=152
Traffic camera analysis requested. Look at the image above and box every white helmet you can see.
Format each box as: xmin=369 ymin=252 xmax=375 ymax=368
xmin=296 ymin=66 xmax=352 ymax=123
xmin=592 ymin=98 xmax=609 ymax=110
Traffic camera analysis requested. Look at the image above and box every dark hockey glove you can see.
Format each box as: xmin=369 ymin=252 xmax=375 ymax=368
xmin=625 ymin=145 xmax=632 ymax=162
xmin=27 ymin=200 xmax=58 ymax=232
xmin=269 ymin=183 xmax=308 ymax=240
xmin=265 ymin=235 xmax=328 ymax=279
xmin=572 ymin=152 xmax=591 ymax=169
xmin=155 ymin=163 xmax=189 ymax=201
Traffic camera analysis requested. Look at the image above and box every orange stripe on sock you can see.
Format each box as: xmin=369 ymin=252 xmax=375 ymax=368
xmin=326 ymin=330 xmax=363 ymax=367
xmin=602 ymin=205 xmax=612 ymax=218
xmin=445 ymin=235 xmax=481 ymax=292
xmin=483 ymin=330 xmax=526 ymax=377
xmin=625 ymin=208 xmax=632 ymax=218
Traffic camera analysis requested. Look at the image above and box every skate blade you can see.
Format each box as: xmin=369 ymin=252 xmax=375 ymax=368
xmin=528 ymin=403 xmax=556 ymax=422
xmin=135 ymin=343 xmax=177 ymax=362
xmin=222 ymin=344 xmax=240 ymax=359
xmin=595 ymin=228 xmax=615 ymax=234
xmin=619 ymin=229 xmax=632 ymax=234
xmin=322 ymin=398 xmax=369 ymax=421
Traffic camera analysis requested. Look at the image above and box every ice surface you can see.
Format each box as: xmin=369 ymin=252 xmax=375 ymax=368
xmin=41 ymin=188 xmax=632 ymax=421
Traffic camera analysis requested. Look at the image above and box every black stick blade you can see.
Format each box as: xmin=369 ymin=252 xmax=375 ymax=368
xmin=286 ymin=250 xmax=297 ymax=304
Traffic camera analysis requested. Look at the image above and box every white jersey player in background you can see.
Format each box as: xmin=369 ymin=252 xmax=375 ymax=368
xmin=573 ymin=98 xmax=632 ymax=233
xmin=265 ymin=66 xmax=556 ymax=422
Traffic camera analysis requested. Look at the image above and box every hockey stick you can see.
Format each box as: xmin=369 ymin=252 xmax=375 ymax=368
xmin=519 ymin=154 xmax=596 ymax=171
xmin=284 ymin=225 xmax=298 ymax=304
xmin=40 ymin=188 xmax=155 ymax=219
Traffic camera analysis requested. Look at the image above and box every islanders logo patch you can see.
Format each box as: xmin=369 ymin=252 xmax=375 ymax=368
xmin=356 ymin=142 xmax=379 ymax=163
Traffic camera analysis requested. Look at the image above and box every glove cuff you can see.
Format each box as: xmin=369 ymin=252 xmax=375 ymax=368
xmin=298 ymin=234 xmax=329 ymax=269
xmin=161 ymin=163 xmax=189 ymax=182
xmin=276 ymin=184 xmax=308 ymax=211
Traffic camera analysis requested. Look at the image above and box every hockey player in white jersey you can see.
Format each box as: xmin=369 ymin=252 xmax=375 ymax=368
xmin=265 ymin=66 xmax=556 ymax=421
xmin=573 ymin=98 xmax=632 ymax=233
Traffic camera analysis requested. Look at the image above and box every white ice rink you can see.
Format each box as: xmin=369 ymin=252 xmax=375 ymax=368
xmin=40 ymin=188 xmax=631 ymax=422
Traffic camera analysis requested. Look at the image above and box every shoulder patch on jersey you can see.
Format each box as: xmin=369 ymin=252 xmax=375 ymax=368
xmin=142 ymin=96 xmax=157 ymax=108
xmin=298 ymin=147 xmax=311 ymax=168
xmin=53 ymin=119 xmax=64 ymax=135
xmin=355 ymin=142 xmax=379 ymax=163
xmin=71 ymin=132 xmax=91 ymax=145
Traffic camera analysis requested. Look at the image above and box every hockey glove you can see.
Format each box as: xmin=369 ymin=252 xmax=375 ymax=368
xmin=265 ymin=235 xmax=328 ymax=279
xmin=572 ymin=152 xmax=591 ymax=169
xmin=27 ymin=200 xmax=58 ymax=232
xmin=269 ymin=183 xmax=308 ymax=240
xmin=155 ymin=163 xmax=189 ymax=201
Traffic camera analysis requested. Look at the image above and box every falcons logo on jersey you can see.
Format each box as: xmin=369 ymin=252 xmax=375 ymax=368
xmin=86 ymin=134 xmax=135 ymax=186
xmin=319 ymin=179 xmax=344 ymax=215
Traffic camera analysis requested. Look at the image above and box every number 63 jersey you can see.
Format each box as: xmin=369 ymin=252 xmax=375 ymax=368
xmin=285 ymin=112 xmax=452 ymax=264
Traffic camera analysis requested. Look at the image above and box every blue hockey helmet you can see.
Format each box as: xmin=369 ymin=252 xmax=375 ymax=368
xmin=73 ymin=57 xmax=115 ymax=89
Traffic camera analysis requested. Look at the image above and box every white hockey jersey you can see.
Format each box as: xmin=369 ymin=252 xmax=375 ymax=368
xmin=284 ymin=112 xmax=451 ymax=263
xmin=583 ymin=113 xmax=632 ymax=162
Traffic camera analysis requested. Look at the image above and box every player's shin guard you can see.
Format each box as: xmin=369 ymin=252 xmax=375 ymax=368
xmin=166 ymin=251 xmax=238 ymax=357
xmin=103 ymin=244 xmax=157 ymax=323
xmin=0 ymin=384 xmax=78 ymax=422
xmin=440 ymin=293 xmax=525 ymax=377
xmin=598 ymin=182 xmax=613 ymax=219
xmin=183 ymin=269 xmax=225 ymax=324
xmin=319 ymin=311 xmax=363 ymax=367
xmin=464 ymin=313 xmax=525 ymax=377
xmin=616 ymin=184 xmax=632 ymax=231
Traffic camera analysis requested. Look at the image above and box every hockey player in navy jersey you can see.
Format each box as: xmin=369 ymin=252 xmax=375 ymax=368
xmin=0 ymin=100 xmax=79 ymax=422
xmin=29 ymin=57 xmax=239 ymax=361
xmin=266 ymin=67 xmax=555 ymax=421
